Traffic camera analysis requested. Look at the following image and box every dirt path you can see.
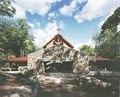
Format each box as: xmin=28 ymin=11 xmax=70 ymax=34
xmin=0 ymin=73 xmax=89 ymax=97
xmin=38 ymin=73 xmax=88 ymax=97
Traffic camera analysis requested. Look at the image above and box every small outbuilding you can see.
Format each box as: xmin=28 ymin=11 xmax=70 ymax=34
xmin=88 ymin=56 xmax=114 ymax=71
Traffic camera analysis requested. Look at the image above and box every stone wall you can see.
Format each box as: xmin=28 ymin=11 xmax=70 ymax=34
xmin=27 ymin=45 xmax=89 ymax=74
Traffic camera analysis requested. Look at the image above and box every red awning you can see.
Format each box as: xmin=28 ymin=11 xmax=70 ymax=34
xmin=4 ymin=57 xmax=27 ymax=63
xmin=89 ymin=56 xmax=112 ymax=62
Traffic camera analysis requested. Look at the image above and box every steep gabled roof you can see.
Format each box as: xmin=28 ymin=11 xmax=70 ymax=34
xmin=43 ymin=34 xmax=74 ymax=48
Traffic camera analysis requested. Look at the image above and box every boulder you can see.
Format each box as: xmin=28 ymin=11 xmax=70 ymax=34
xmin=3 ymin=95 xmax=9 ymax=97
xmin=10 ymin=93 xmax=20 ymax=97
xmin=75 ymin=75 xmax=112 ymax=90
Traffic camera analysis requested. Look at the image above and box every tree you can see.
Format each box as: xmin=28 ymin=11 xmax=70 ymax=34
xmin=11 ymin=18 xmax=31 ymax=57
xmin=79 ymin=45 xmax=95 ymax=56
xmin=0 ymin=18 xmax=36 ymax=58
xmin=0 ymin=0 xmax=16 ymax=61
xmin=93 ymin=7 xmax=120 ymax=59
xmin=0 ymin=0 xmax=16 ymax=17
xmin=0 ymin=19 xmax=15 ymax=58
xmin=94 ymin=28 xmax=120 ymax=58
xmin=0 ymin=1 xmax=36 ymax=59
xmin=101 ymin=7 xmax=120 ymax=33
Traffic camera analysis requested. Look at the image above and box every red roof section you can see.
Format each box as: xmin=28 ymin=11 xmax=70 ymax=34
xmin=4 ymin=57 xmax=27 ymax=63
xmin=89 ymin=56 xmax=112 ymax=62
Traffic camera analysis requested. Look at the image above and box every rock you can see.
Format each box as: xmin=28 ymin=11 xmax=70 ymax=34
xmin=101 ymin=82 xmax=111 ymax=88
xmin=40 ymin=76 xmax=62 ymax=84
xmin=18 ymin=86 xmax=32 ymax=97
xmin=19 ymin=86 xmax=32 ymax=93
xmin=10 ymin=93 xmax=20 ymax=97
xmin=76 ymin=75 xmax=112 ymax=91
xmin=3 ymin=95 xmax=9 ymax=97
xmin=101 ymin=82 xmax=108 ymax=88
xmin=94 ymin=79 xmax=101 ymax=85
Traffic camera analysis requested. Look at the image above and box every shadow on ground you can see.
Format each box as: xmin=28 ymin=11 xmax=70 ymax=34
xmin=0 ymin=72 xmax=119 ymax=97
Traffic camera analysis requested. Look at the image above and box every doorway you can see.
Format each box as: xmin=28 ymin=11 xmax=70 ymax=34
xmin=44 ymin=61 xmax=73 ymax=73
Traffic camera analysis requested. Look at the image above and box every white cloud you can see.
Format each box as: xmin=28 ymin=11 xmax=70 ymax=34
xmin=117 ymin=23 xmax=120 ymax=32
xmin=74 ymin=0 xmax=120 ymax=23
xmin=74 ymin=38 xmax=95 ymax=50
xmin=31 ymin=21 xmax=65 ymax=47
xmin=59 ymin=0 xmax=86 ymax=16
xmin=59 ymin=5 xmax=73 ymax=16
xmin=27 ymin=22 xmax=35 ymax=29
xmin=48 ymin=12 xmax=59 ymax=20
xmin=74 ymin=42 xmax=84 ymax=50
xmin=13 ymin=0 xmax=61 ymax=17
xmin=12 ymin=2 xmax=26 ymax=19
xmin=59 ymin=20 xmax=65 ymax=29
xmin=48 ymin=12 xmax=56 ymax=18
xmin=98 ymin=19 xmax=105 ymax=31
xmin=97 ymin=9 xmax=117 ymax=32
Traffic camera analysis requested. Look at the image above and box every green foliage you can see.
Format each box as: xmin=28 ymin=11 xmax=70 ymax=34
xmin=0 ymin=0 xmax=16 ymax=17
xmin=101 ymin=7 xmax=120 ymax=33
xmin=0 ymin=18 xmax=36 ymax=58
xmin=0 ymin=19 xmax=15 ymax=58
xmin=94 ymin=28 xmax=120 ymax=58
xmin=0 ymin=1 xmax=36 ymax=65
xmin=93 ymin=7 xmax=120 ymax=59
xmin=79 ymin=45 xmax=95 ymax=56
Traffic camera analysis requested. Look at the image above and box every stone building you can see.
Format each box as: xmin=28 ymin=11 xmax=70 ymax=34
xmin=27 ymin=33 xmax=89 ymax=74
xmin=3 ymin=32 xmax=89 ymax=74
xmin=3 ymin=32 xmax=114 ymax=74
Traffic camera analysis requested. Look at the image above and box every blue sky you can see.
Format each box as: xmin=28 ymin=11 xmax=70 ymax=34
xmin=12 ymin=0 xmax=120 ymax=49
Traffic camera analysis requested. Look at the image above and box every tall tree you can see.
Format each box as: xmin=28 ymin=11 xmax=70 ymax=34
xmin=101 ymin=7 xmax=120 ymax=33
xmin=0 ymin=0 xmax=16 ymax=17
xmin=0 ymin=1 xmax=36 ymax=58
xmin=11 ymin=18 xmax=31 ymax=57
xmin=0 ymin=19 xmax=15 ymax=58
xmin=79 ymin=45 xmax=95 ymax=56
xmin=93 ymin=7 xmax=120 ymax=59
xmin=0 ymin=0 xmax=15 ymax=61
xmin=0 ymin=18 xmax=36 ymax=58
